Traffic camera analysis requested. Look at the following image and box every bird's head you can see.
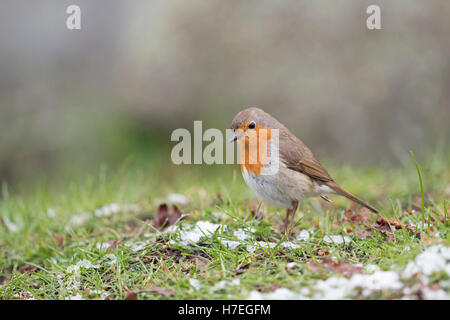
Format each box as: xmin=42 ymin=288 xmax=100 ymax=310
xmin=230 ymin=107 xmax=281 ymax=143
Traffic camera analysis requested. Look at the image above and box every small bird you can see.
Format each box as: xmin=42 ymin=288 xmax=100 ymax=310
xmin=230 ymin=107 xmax=378 ymax=234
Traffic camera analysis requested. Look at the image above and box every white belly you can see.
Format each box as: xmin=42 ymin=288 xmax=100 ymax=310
xmin=241 ymin=165 xmax=334 ymax=208
xmin=242 ymin=167 xmax=292 ymax=208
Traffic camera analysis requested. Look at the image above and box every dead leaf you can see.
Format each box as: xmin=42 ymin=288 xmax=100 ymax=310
xmin=125 ymin=291 xmax=138 ymax=300
xmin=51 ymin=232 xmax=65 ymax=246
xmin=373 ymin=216 xmax=419 ymax=240
xmin=18 ymin=265 xmax=37 ymax=274
xmin=153 ymin=204 xmax=183 ymax=229
xmin=343 ymin=208 xmax=373 ymax=226
xmin=145 ymin=284 xmax=175 ymax=297
xmin=307 ymin=257 xmax=363 ymax=276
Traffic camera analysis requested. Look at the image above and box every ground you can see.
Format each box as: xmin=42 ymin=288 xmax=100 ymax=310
xmin=0 ymin=154 xmax=449 ymax=300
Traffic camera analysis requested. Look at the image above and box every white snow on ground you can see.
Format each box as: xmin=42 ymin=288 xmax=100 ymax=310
xmin=211 ymin=211 xmax=229 ymax=220
xmin=127 ymin=240 xmax=154 ymax=252
xmin=68 ymin=203 xmax=140 ymax=227
xmin=247 ymin=245 xmax=450 ymax=300
xmin=211 ymin=279 xmax=241 ymax=292
xmin=69 ymin=212 xmax=92 ymax=227
xmin=296 ymin=230 xmax=311 ymax=241
xmin=221 ymin=240 xmax=242 ymax=249
xmin=91 ymin=290 xmax=111 ymax=300
xmin=47 ymin=208 xmax=56 ymax=218
xmin=402 ymin=245 xmax=450 ymax=280
xmin=247 ymin=241 xmax=278 ymax=253
xmin=95 ymin=203 xmax=121 ymax=217
xmin=189 ymin=278 xmax=202 ymax=290
xmin=65 ymin=293 xmax=83 ymax=300
xmin=66 ymin=259 xmax=99 ymax=273
xmin=2 ymin=215 xmax=24 ymax=232
xmin=167 ymin=193 xmax=189 ymax=205
xmin=164 ymin=221 xmax=449 ymax=299
xmin=96 ymin=242 xmax=110 ymax=252
xmin=247 ymin=288 xmax=303 ymax=300
xmin=323 ymin=235 xmax=352 ymax=244
xmin=166 ymin=221 xmax=328 ymax=253
xmin=61 ymin=257 xmax=119 ymax=299
xmin=233 ymin=229 xmax=251 ymax=240
xmin=104 ymin=254 xmax=117 ymax=265
xmin=176 ymin=221 xmax=225 ymax=246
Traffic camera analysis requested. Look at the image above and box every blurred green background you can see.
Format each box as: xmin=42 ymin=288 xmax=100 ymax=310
xmin=1 ymin=1 xmax=449 ymax=190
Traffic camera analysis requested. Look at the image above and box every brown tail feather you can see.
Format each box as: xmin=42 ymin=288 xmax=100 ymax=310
xmin=327 ymin=182 xmax=379 ymax=213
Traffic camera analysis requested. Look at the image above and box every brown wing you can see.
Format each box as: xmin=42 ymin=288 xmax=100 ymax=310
xmin=278 ymin=130 xmax=379 ymax=213
xmin=293 ymin=158 xmax=333 ymax=182
xmin=279 ymin=129 xmax=333 ymax=183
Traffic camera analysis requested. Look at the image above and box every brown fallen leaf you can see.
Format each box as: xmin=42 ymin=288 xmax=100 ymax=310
xmin=340 ymin=208 xmax=375 ymax=239
xmin=373 ymin=216 xmax=419 ymax=240
xmin=125 ymin=291 xmax=138 ymax=300
xmin=145 ymin=284 xmax=175 ymax=297
xmin=51 ymin=232 xmax=65 ymax=246
xmin=343 ymin=208 xmax=373 ymax=226
xmin=307 ymin=257 xmax=363 ymax=276
xmin=18 ymin=265 xmax=38 ymax=274
xmin=153 ymin=204 xmax=182 ymax=229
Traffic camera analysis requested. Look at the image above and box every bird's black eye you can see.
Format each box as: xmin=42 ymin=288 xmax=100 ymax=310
xmin=248 ymin=122 xmax=256 ymax=129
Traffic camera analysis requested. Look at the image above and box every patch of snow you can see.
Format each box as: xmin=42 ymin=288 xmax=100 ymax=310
xmin=47 ymin=208 xmax=56 ymax=218
xmin=104 ymin=254 xmax=117 ymax=265
xmin=280 ymin=241 xmax=301 ymax=249
xmin=189 ymin=278 xmax=202 ymax=290
xmin=248 ymin=270 xmax=404 ymax=300
xmin=95 ymin=203 xmax=121 ymax=217
xmin=212 ymin=279 xmax=241 ymax=291
xmin=69 ymin=212 xmax=92 ymax=226
xmin=162 ymin=224 xmax=179 ymax=235
xmin=311 ymin=271 xmax=403 ymax=299
xmin=168 ymin=194 xmax=189 ymax=205
xmin=91 ymin=289 xmax=110 ymax=300
xmin=247 ymin=288 xmax=304 ymax=300
xmin=421 ymin=287 xmax=449 ymax=300
xmin=177 ymin=221 xmax=224 ymax=246
xmin=402 ymin=245 xmax=450 ymax=280
xmin=129 ymin=242 xmax=149 ymax=252
xmin=211 ymin=211 xmax=229 ymax=220
xmin=67 ymin=260 xmax=100 ymax=274
xmin=2 ymin=215 xmax=23 ymax=233
xmin=323 ymin=235 xmax=352 ymax=244
xmin=365 ymin=264 xmax=381 ymax=274
xmin=65 ymin=293 xmax=83 ymax=300
xmin=246 ymin=245 xmax=450 ymax=300
xmin=233 ymin=229 xmax=251 ymax=240
xmin=96 ymin=242 xmax=109 ymax=253
xmin=221 ymin=240 xmax=242 ymax=249
xmin=297 ymin=230 xmax=311 ymax=241
xmin=247 ymin=241 xmax=277 ymax=253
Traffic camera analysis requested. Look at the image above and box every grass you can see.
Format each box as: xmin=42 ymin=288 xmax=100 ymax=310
xmin=0 ymin=153 xmax=449 ymax=300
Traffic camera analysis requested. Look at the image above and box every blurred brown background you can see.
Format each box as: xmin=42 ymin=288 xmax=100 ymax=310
xmin=1 ymin=0 xmax=449 ymax=186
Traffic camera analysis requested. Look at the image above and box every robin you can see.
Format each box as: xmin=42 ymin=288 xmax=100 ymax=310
xmin=230 ymin=107 xmax=379 ymax=234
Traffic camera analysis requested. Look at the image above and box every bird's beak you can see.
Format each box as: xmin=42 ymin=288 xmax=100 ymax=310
xmin=229 ymin=131 xmax=244 ymax=143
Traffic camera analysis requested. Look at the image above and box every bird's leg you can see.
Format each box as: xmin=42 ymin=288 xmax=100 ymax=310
xmin=283 ymin=208 xmax=292 ymax=234
xmin=287 ymin=201 xmax=299 ymax=238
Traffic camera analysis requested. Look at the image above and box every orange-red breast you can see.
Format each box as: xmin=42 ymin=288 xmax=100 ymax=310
xmin=230 ymin=107 xmax=378 ymax=233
